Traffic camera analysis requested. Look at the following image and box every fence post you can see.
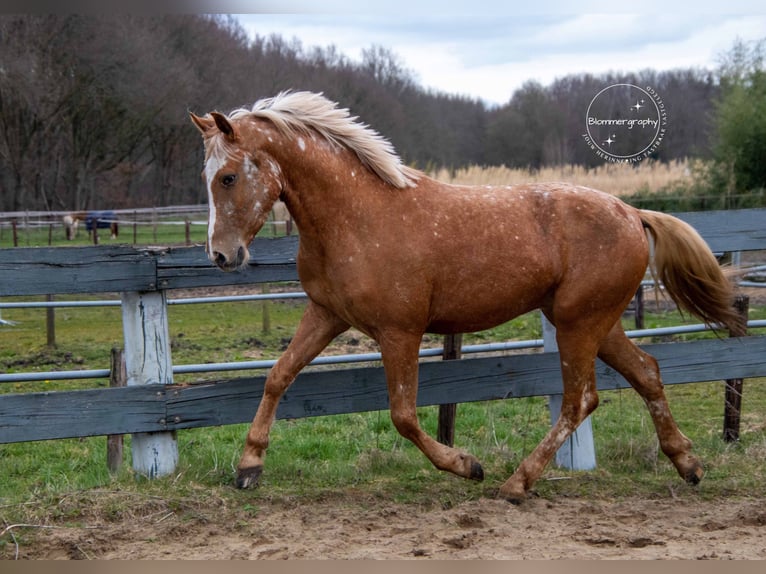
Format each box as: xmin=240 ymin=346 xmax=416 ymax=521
xmin=262 ymin=283 xmax=271 ymax=334
xmin=45 ymin=294 xmax=56 ymax=348
xmin=437 ymin=333 xmax=462 ymax=446
xmin=723 ymin=294 xmax=749 ymax=442
xmin=107 ymin=347 xmax=127 ymax=473
xmin=543 ymin=313 xmax=597 ymax=470
xmin=121 ymin=290 xmax=178 ymax=478
xmin=634 ymin=285 xmax=644 ymax=329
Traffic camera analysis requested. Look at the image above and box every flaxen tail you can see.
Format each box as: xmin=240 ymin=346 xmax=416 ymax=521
xmin=639 ymin=210 xmax=745 ymax=336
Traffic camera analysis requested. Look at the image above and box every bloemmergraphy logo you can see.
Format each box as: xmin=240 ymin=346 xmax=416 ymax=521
xmin=583 ymin=83 xmax=667 ymax=162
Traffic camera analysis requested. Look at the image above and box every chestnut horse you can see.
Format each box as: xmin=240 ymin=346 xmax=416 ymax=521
xmin=191 ymin=92 xmax=742 ymax=502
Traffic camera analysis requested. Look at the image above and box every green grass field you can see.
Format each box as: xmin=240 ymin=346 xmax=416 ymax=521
xmin=0 ymin=213 xmax=288 ymax=249
xmin=2 ymin=293 xmax=765 ymax=514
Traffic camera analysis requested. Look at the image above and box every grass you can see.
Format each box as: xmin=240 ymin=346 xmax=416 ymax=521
xmin=0 ymin=217 xmax=207 ymax=250
xmin=2 ymin=294 xmax=765 ymax=517
xmin=0 ymin=212 xmax=287 ymax=249
xmin=1 ymin=381 xmax=764 ymax=524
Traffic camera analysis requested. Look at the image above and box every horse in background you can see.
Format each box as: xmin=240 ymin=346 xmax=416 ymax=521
xmin=63 ymin=211 xmax=119 ymax=240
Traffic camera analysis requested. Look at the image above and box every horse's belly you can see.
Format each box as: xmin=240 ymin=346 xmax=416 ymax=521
xmin=425 ymin=270 xmax=554 ymax=334
xmin=426 ymin=310 xmax=533 ymax=335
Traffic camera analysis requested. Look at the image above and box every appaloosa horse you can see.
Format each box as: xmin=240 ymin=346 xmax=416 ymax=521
xmin=191 ymin=92 xmax=742 ymax=502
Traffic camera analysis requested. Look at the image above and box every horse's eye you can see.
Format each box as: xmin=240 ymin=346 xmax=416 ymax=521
xmin=221 ymin=174 xmax=237 ymax=187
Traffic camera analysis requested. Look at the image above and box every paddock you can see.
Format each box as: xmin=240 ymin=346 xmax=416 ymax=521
xmin=1 ymin=207 xmax=765 ymax=559
xmin=0 ymin=206 xmax=764 ymax=454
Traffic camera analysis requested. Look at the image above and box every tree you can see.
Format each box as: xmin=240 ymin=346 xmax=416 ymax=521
xmin=712 ymin=38 xmax=766 ymax=195
xmin=485 ymin=81 xmax=562 ymax=169
xmin=0 ymin=15 xmax=746 ymax=212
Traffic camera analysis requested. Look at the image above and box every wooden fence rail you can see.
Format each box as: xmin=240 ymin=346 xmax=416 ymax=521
xmin=1 ymin=208 xmax=765 ymax=477
xmin=1 ymin=336 xmax=763 ymax=444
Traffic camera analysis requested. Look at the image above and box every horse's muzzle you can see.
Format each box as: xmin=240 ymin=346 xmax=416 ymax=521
xmin=212 ymin=245 xmax=247 ymax=272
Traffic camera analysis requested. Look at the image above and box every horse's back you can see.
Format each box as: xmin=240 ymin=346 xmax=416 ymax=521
xmin=384 ymin=181 xmax=649 ymax=333
xmin=423 ymin=181 xmax=648 ymax=280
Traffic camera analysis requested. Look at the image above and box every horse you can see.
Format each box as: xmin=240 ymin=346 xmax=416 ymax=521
xmin=190 ymin=91 xmax=743 ymax=503
xmin=63 ymin=211 xmax=119 ymax=240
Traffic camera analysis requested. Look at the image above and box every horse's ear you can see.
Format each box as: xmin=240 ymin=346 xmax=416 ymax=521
xmin=190 ymin=112 xmax=215 ymax=135
xmin=210 ymin=112 xmax=236 ymax=138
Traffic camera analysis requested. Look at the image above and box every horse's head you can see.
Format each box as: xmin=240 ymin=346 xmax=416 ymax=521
xmin=190 ymin=111 xmax=284 ymax=272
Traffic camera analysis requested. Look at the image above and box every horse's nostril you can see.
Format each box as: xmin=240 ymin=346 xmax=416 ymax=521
xmin=236 ymin=246 xmax=246 ymax=267
xmin=213 ymin=251 xmax=227 ymax=268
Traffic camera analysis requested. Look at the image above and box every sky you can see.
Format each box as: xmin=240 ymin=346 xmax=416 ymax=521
xmin=233 ymin=1 xmax=766 ymax=106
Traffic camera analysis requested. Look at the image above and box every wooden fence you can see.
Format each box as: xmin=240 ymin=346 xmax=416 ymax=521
xmin=1 ymin=208 xmax=765 ymax=477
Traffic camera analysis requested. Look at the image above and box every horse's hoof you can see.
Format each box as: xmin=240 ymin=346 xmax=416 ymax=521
xmin=684 ymin=463 xmax=704 ymax=485
xmin=470 ymin=461 xmax=484 ymax=481
xmin=498 ymin=480 xmax=527 ymax=505
xmin=673 ymin=454 xmax=704 ymax=485
xmin=499 ymin=490 xmax=527 ymax=505
xmin=236 ymin=466 xmax=263 ymax=489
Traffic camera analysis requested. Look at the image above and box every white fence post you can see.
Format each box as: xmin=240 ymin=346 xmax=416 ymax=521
xmin=121 ymin=290 xmax=178 ymax=478
xmin=542 ymin=313 xmax=597 ymax=470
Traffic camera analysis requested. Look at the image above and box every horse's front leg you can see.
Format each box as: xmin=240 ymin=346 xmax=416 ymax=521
xmin=378 ymin=331 xmax=484 ymax=481
xmin=236 ymin=301 xmax=349 ymax=488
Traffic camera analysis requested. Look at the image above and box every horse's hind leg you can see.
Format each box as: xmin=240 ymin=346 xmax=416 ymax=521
xmin=378 ymin=331 xmax=484 ymax=481
xmin=597 ymin=323 xmax=703 ymax=484
xmin=499 ymin=326 xmax=601 ymax=503
xmin=236 ymin=301 xmax=349 ymax=488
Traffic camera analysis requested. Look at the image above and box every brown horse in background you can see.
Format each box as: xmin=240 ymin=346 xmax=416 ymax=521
xmin=63 ymin=211 xmax=119 ymax=240
xmin=191 ymin=92 xmax=742 ymax=503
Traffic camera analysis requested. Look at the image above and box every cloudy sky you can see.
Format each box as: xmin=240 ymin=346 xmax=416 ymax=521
xmin=233 ymin=1 xmax=766 ymax=106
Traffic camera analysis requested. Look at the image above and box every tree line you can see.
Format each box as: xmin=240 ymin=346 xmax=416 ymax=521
xmin=0 ymin=14 xmax=762 ymax=212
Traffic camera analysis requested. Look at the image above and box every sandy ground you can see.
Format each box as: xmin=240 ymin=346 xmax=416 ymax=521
xmin=9 ymin=493 xmax=765 ymax=560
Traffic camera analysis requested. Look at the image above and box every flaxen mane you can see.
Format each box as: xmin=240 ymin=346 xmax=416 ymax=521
xmin=230 ymin=91 xmax=420 ymax=189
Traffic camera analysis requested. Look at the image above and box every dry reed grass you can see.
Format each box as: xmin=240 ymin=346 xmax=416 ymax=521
xmin=430 ymin=159 xmax=691 ymax=196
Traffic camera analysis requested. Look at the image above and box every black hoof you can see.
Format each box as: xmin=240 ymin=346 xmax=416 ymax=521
xmin=684 ymin=464 xmax=704 ymax=485
xmin=470 ymin=461 xmax=484 ymax=481
xmin=236 ymin=466 xmax=263 ymax=489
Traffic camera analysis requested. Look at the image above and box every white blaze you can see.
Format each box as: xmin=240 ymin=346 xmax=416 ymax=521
xmin=205 ymin=149 xmax=225 ymax=256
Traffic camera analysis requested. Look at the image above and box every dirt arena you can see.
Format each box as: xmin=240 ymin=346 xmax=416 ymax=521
xmin=7 ymin=278 xmax=765 ymax=561
xmin=11 ymin=492 xmax=765 ymax=560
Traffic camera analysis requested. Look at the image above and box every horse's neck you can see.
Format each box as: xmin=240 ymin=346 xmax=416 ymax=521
xmin=279 ymin=155 xmax=389 ymax=239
